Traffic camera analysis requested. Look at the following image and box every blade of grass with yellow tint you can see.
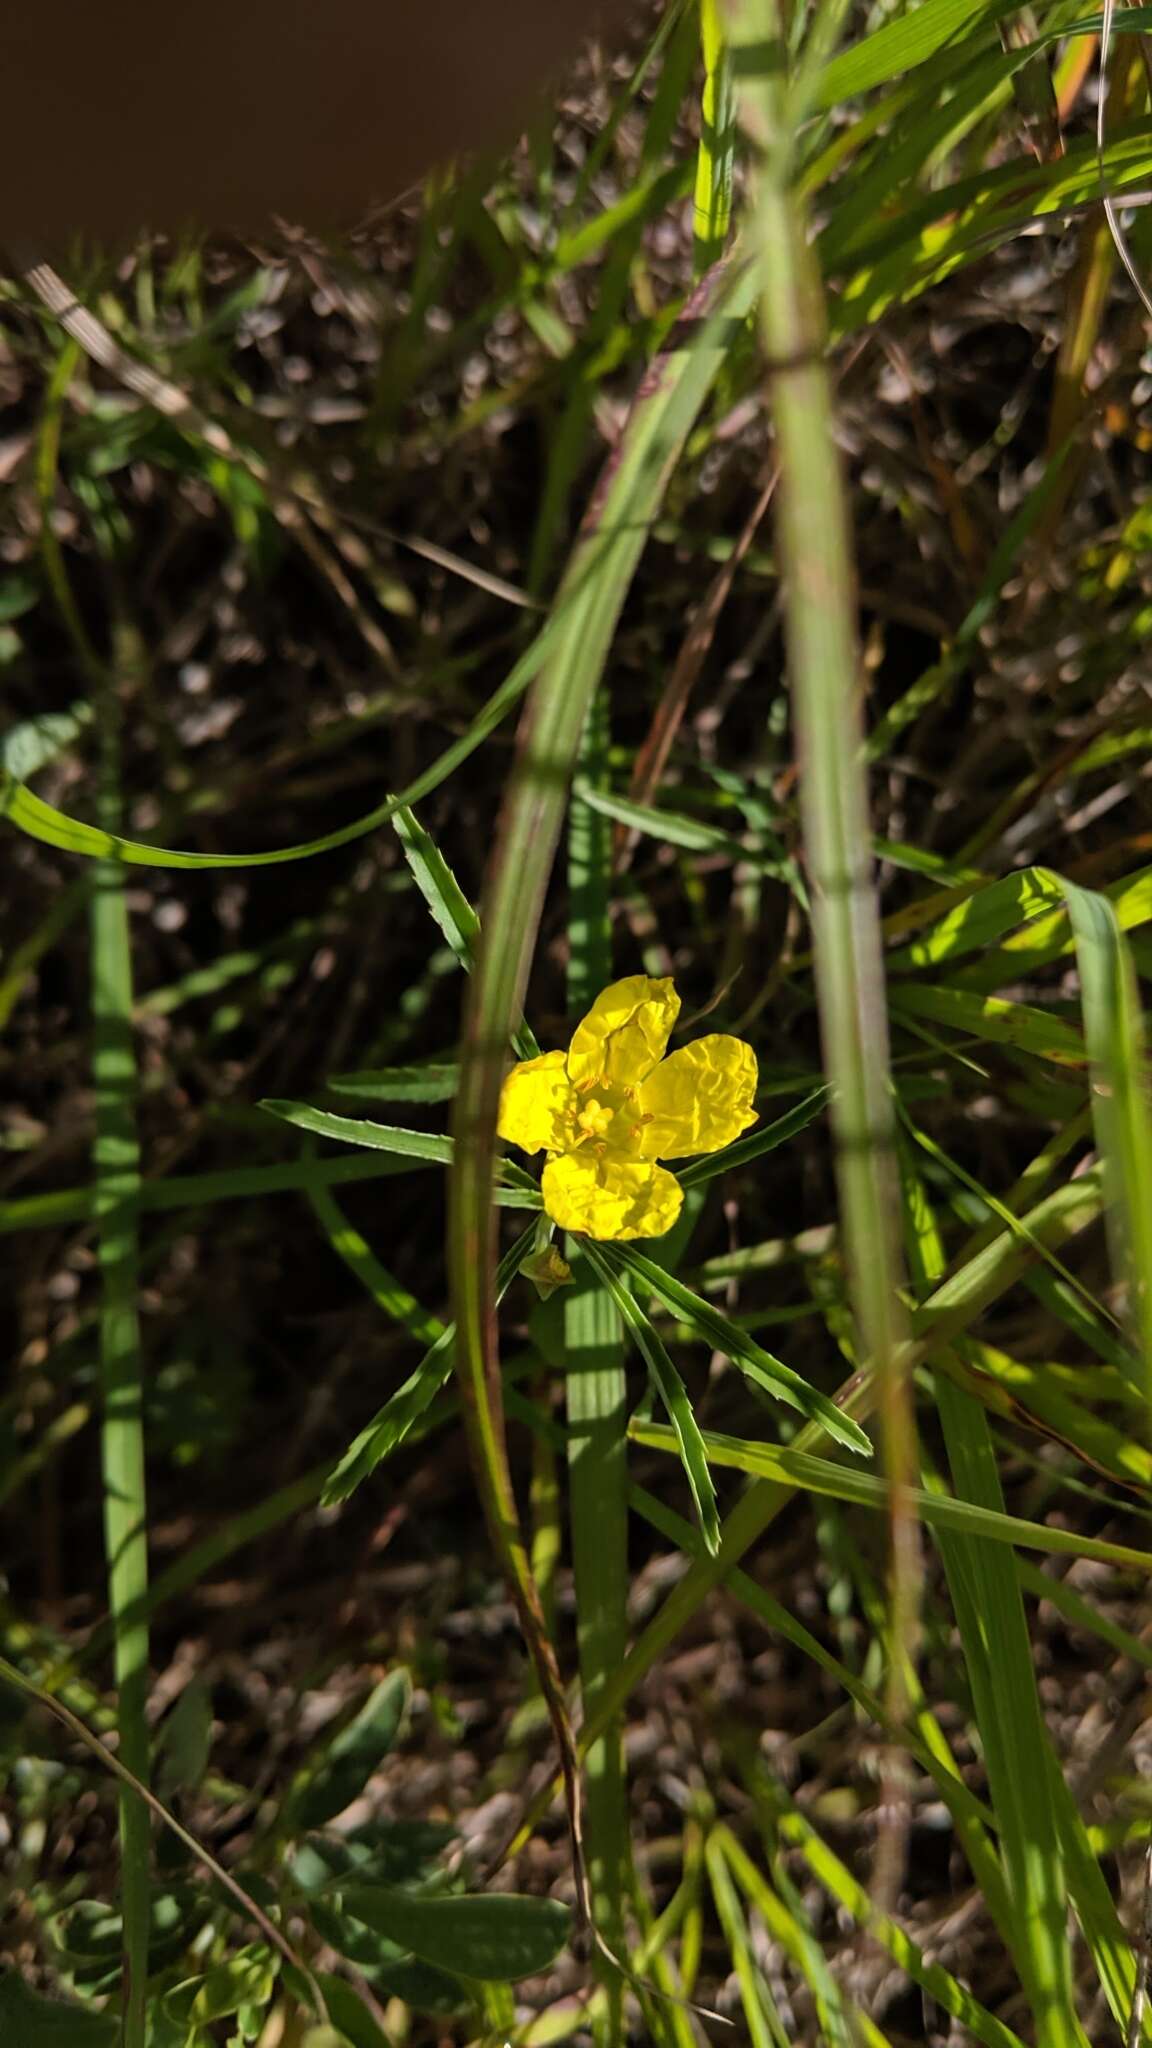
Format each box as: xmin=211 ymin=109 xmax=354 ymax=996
xmin=1062 ymin=879 xmax=1152 ymax=1411
xmin=728 ymin=0 xmax=918 ymax=1883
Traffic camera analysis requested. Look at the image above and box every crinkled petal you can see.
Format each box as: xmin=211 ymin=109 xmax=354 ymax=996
xmin=566 ymin=975 xmax=681 ymax=1090
xmin=541 ymin=1150 xmax=683 ymax=1241
xmin=636 ymin=1036 xmax=758 ymax=1159
xmin=497 ymin=1050 xmax=573 ymax=1154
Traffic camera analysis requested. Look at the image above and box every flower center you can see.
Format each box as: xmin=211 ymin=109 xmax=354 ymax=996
xmin=570 ymin=1079 xmax=652 ymax=1154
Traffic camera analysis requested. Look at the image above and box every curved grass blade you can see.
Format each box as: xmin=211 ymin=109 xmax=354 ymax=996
xmin=0 ymin=564 xmax=606 ymax=869
xmin=447 ymin=250 xmax=759 ymax=1943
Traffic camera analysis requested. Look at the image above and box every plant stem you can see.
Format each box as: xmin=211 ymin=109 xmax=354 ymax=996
xmin=728 ymin=0 xmax=920 ymax=1883
xmin=91 ymin=624 xmax=150 ymax=2046
xmin=566 ymin=693 xmax=628 ymax=2035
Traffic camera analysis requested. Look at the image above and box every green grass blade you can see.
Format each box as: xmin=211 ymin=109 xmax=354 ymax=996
xmin=694 ymin=0 xmax=738 ymax=271
xmin=705 ymin=1830 xmax=788 ymax=2047
xmin=627 ymin=1418 xmax=1152 ymax=1571
xmin=886 ymin=866 xmax=1065 ymax=970
xmin=0 ymin=1152 xmax=426 ymax=1235
xmin=813 ymin=0 xmax=1003 ymax=110
xmin=733 ymin=0 xmax=919 ymax=1740
xmin=89 ymin=655 xmax=150 ymax=2048
xmin=889 ymin=981 xmax=1084 ymax=1062
xmin=1062 ymin=878 xmax=1152 ymax=1406
xmin=564 ymin=695 xmax=629 ymax=2033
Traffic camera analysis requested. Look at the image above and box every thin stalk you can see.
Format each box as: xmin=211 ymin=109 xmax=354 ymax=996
xmin=694 ymin=0 xmax=737 ymax=270
xmin=565 ymin=695 xmax=629 ymax=2038
xmin=729 ymin=0 xmax=919 ymax=1896
xmin=91 ymin=623 xmax=150 ymax=2046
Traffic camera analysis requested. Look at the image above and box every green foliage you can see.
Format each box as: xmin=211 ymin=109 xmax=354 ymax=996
xmin=0 ymin=1973 xmax=118 ymax=2045
xmin=4 ymin=0 xmax=1152 ymax=2041
xmin=285 ymin=1672 xmax=411 ymax=1831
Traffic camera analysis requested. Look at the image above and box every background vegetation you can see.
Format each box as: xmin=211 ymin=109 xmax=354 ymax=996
xmin=3 ymin=1 xmax=1152 ymax=2042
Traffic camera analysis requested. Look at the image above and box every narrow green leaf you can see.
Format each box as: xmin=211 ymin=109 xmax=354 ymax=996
xmin=886 ymin=866 xmax=1063 ymax=971
xmin=628 ymin=1420 xmax=1152 ymax=1572
xmin=392 ymin=802 xmax=480 ymax=969
xmin=326 ymin=1064 xmax=460 ymax=1103
xmin=341 ymin=1887 xmax=571 ymax=1981
xmin=310 ymin=1973 xmax=393 ymax=2048
xmin=1062 ymin=878 xmax=1152 ymax=1405
xmin=584 ymin=1240 xmax=720 ymax=1555
xmin=260 ymin=1101 xmax=454 ymax=1163
xmin=813 ymin=0 xmax=1002 ymax=110
xmin=288 ymin=1672 xmax=411 ymax=1830
xmin=259 ymin=1108 xmax=541 ymax=1206
xmin=576 ymin=779 xmax=745 ymax=853
xmin=606 ymin=1242 xmax=871 ymax=1453
xmin=889 ymin=981 xmax=1083 ymax=1062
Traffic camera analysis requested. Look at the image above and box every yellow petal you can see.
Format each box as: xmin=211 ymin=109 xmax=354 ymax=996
xmin=636 ymin=1036 xmax=758 ymax=1158
xmin=497 ymin=1050 xmax=573 ymax=1154
xmin=541 ymin=1150 xmax=683 ymax=1241
xmin=566 ymin=975 xmax=681 ymax=1090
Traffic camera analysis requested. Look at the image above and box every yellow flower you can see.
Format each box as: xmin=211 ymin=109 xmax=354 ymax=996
xmin=498 ymin=975 xmax=758 ymax=1241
